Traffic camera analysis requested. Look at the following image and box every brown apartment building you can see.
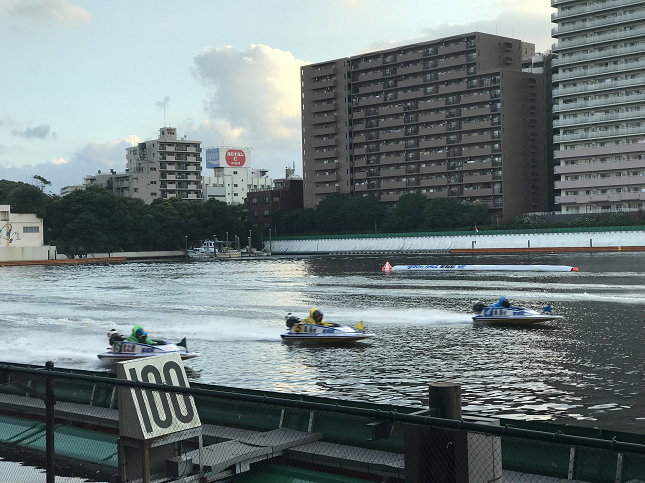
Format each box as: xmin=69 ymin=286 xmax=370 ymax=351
xmin=301 ymin=32 xmax=549 ymax=220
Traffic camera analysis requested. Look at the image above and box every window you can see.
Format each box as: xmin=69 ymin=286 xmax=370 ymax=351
xmin=263 ymin=197 xmax=269 ymax=203
xmin=23 ymin=226 xmax=39 ymax=234
xmin=234 ymin=184 xmax=238 ymax=187
xmin=234 ymin=193 xmax=239 ymax=196
xmin=251 ymin=198 xmax=258 ymax=204
xmin=273 ymin=196 xmax=280 ymax=202
xmin=233 ymin=171 xmax=238 ymax=174
xmin=150 ymin=181 xmax=157 ymax=185
xmin=151 ymin=193 xmax=157 ymax=196
xmin=263 ymin=210 xmax=270 ymax=215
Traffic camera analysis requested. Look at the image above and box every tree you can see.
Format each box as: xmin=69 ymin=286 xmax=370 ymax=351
xmin=383 ymin=193 xmax=427 ymax=232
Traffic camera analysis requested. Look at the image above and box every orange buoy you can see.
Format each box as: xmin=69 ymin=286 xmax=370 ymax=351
xmin=382 ymin=261 xmax=393 ymax=272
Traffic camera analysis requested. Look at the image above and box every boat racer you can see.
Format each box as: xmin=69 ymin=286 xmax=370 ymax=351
xmin=491 ymin=296 xmax=511 ymax=308
xmin=126 ymin=326 xmax=160 ymax=345
xmin=303 ymin=308 xmax=332 ymax=326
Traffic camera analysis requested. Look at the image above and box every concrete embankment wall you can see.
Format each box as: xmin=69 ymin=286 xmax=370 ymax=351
xmin=55 ymin=250 xmax=184 ymax=260
xmin=265 ymin=228 xmax=645 ymax=254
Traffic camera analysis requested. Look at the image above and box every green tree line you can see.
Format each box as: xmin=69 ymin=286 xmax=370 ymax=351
xmin=0 ymin=180 xmax=253 ymax=256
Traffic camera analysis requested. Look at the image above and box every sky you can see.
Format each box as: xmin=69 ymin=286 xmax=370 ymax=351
xmin=0 ymin=0 xmax=554 ymax=195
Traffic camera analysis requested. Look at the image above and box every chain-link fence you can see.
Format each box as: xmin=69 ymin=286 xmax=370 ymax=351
xmin=1 ymin=361 xmax=644 ymax=483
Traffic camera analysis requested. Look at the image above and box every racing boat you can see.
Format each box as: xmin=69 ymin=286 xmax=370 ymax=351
xmin=472 ymin=298 xmax=564 ymax=325
xmin=97 ymin=330 xmax=200 ymax=362
xmin=281 ymin=314 xmax=375 ymax=343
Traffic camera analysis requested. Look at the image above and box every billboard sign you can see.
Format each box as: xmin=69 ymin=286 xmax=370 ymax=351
xmin=205 ymin=148 xmax=220 ymax=168
xmin=205 ymin=147 xmax=251 ymax=169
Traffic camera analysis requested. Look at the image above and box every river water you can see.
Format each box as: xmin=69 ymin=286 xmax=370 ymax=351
xmin=2 ymin=253 xmax=645 ymax=432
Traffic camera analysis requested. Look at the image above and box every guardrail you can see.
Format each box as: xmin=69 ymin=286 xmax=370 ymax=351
xmin=1 ymin=362 xmax=645 ymax=482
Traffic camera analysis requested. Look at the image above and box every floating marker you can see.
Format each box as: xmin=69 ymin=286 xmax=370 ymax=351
xmin=385 ymin=264 xmax=580 ymax=272
xmin=382 ymin=261 xmax=393 ymax=272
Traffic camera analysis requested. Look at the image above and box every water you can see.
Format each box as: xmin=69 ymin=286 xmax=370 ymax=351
xmin=2 ymin=252 xmax=645 ymax=432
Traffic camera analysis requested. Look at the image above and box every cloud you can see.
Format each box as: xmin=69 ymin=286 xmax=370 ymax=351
xmin=0 ymin=135 xmax=142 ymax=194
xmin=12 ymin=124 xmax=51 ymax=139
xmin=0 ymin=0 xmax=91 ymax=25
xmin=364 ymin=4 xmax=553 ymax=54
xmin=156 ymin=96 xmax=170 ymax=109
xmin=0 ymin=115 xmax=18 ymax=128
xmin=194 ymin=44 xmax=307 ymax=142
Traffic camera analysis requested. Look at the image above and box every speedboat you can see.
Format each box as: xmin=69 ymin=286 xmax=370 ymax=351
xmin=281 ymin=314 xmax=375 ymax=343
xmin=97 ymin=330 xmax=200 ymax=362
xmin=472 ymin=300 xmax=564 ymax=325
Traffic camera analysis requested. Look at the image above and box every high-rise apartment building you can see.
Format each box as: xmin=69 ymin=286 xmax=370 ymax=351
xmin=552 ymin=0 xmax=645 ymax=213
xmin=301 ymin=32 xmax=549 ymax=220
xmin=85 ymin=127 xmax=203 ymax=203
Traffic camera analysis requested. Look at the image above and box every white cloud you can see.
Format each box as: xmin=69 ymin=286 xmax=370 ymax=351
xmin=364 ymin=4 xmax=553 ymax=54
xmin=0 ymin=0 xmax=91 ymax=24
xmin=194 ymin=44 xmax=307 ymax=142
xmin=0 ymin=135 xmax=141 ymax=194
xmin=0 ymin=115 xmax=18 ymax=128
xmin=12 ymin=124 xmax=51 ymax=139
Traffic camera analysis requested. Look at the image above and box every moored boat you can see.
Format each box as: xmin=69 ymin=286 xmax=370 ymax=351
xmin=280 ymin=314 xmax=375 ymax=343
xmin=472 ymin=298 xmax=563 ymax=325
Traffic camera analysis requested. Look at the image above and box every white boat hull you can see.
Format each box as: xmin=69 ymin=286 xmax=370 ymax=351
xmin=473 ymin=306 xmax=563 ymax=325
xmin=281 ymin=322 xmax=374 ymax=343
xmin=97 ymin=341 xmax=200 ymax=361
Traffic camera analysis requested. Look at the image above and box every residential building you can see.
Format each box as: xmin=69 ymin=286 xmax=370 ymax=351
xmin=301 ymin=32 xmax=549 ymax=220
xmin=84 ymin=127 xmax=203 ymax=203
xmin=0 ymin=204 xmax=55 ymax=261
xmin=59 ymin=184 xmax=86 ymax=197
xmin=248 ymin=167 xmax=303 ymax=232
xmin=552 ymin=0 xmax=645 ymax=213
xmin=203 ymin=167 xmax=273 ymax=204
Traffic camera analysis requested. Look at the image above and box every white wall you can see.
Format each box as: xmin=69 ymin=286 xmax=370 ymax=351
xmin=266 ymin=230 xmax=645 ymax=254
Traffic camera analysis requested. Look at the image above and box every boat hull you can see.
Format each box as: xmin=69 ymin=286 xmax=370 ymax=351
xmin=97 ymin=351 xmax=200 ymax=362
xmin=473 ymin=315 xmax=563 ymax=325
xmin=281 ymin=333 xmax=375 ymax=343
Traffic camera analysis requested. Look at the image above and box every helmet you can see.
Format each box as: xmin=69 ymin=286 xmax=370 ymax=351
xmin=136 ymin=328 xmax=147 ymax=342
xmin=313 ymin=310 xmax=323 ymax=322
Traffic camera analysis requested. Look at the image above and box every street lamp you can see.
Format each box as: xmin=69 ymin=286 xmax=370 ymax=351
xmin=184 ymin=235 xmax=188 ymax=259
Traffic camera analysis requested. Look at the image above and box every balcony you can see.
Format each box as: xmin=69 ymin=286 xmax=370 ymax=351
xmin=380 ymin=117 xmax=405 ymax=128
xmin=461 ymin=187 xmax=493 ymax=197
xmin=420 ymin=163 xmax=448 ymax=173
xmin=463 ymin=173 xmax=493 ymax=183
xmin=420 ymin=125 xmax=447 ymax=135
xmin=552 ymin=0 xmax=640 ymax=22
xmin=309 ymin=65 xmax=336 ymax=77
xmin=552 ymin=26 xmax=645 ymax=52
xmin=553 ymin=93 xmax=645 ymax=113
xmin=314 ymin=172 xmax=340 ymax=183
xmin=553 ymin=77 xmax=645 ymax=97
xmin=312 ymin=102 xmax=338 ymax=113
xmin=439 ymin=82 xmax=468 ymax=94
xmin=399 ymin=89 xmax=424 ymax=101
xmin=311 ymin=113 xmax=337 ymax=124
xmin=380 ymin=142 xmax=405 ymax=153
xmin=462 ymin=120 xmax=492 ymax=131
xmin=379 ymin=105 xmax=404 ymax=115
xmin=552 ymin=11 xmax=645 ymax=37
xmin=554 ymin=110 xmax=645 ymax=128
xmin=313 ymin=148 xmax=339 ymax=159
xmin=360 ymin=96 xmax=385 ymax=106
xmin=461 ymin=133 xmax=492 ymax=144
xmin=358 ymin=71 xmax=384 ymax=82
xmin=461 ymin=147 xmax=492 ymax=157
xmin=314 ymin=125 xmax=339 ymax=135
xmin=354 ymin=183 xmax=369 ymax=192
xmin=380 ymin=155 xmax=406 ymax=165
xmin=314 ymin=90 xmax=337 ymax=100
xmin=556 ymin=192 xmax=645 ymax=204
xmin=555 ymin=158 xmax=645 ymax=174
xmin=354 ymin=58 xmax=383 ymax=71
xmin=398 ymin=77 xmax=423 ymax=88
xmin=553 ymin=60 xmax=645 ymax=82
xmin=554 ymin=126 xmax=645 ymax=143
xmin=461 ymin=107 xmax=490 ymax=118
xmin=418 ymin=112 xmax=447 ymax=123
xmin=438 ymin=42 xmax=467 ymax=55
xmin=462 ymin=92 xmax=491 ymax=104
xmin=354 ymin=171 xmax=368 ymax=179
xmin=314 ymin=184 xmax=340 ymax=194
xmin=398 ymin=64 xmax=423 ymax=75
xmin=312 ymin=138 xmax=339 ymax=148
xmin=380 ymin=193 xmax=402 ymax=202
xmin=380 ymin=130 xmax=404 ymax=140
xmin=420 ymin=177 xmax=447 ymax=187
xmin=420 ymin=138 xmax=447 ymax=148
xmin=398 ymin=51 xmax=423 ymax=62
xmin=437 ymin=55 xmax=467 ymax=68
xmin=359 ymin=84 xmax=384 ymax=95
xmin=462 ymin=160 xmax=492 ymax=171
xmin=553 ymin=45 xmax=645 ymax=67
xmin=555 ymin=175 xmax=645 ymax=189
xmin=419 ymin=99 xmax=446 ymax=110
xmin=438 ymin=70 xmax=467 ymax=82
xmin=420 ymin=152 xmax=447 ymax=162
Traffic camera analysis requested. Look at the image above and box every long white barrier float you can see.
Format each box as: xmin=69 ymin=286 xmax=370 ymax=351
xmin=382 ymin=262 xmax=579 ymax=272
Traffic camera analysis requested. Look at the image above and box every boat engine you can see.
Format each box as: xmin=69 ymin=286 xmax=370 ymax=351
xmin=285 ymin=314 xmax=300 ymax=328
xmin=107 ymin=329 xmax=125 ymax=344
xmin=472 ymin=301 xmax=486 ymax=314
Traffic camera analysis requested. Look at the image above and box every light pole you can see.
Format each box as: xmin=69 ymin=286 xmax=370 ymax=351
xmin=269 ymin=228 xmax=272 ymax=254
xmin=213 ymin=234 xmax=216 ymax=257
xmin=249 ymin=230 xmax=252 ymax=256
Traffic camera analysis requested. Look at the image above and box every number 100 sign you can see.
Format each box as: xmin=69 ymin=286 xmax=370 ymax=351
xmin=117 ymin=354 xmax=201 ymax=440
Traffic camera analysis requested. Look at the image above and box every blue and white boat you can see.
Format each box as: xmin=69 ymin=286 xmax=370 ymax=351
xmin=97 ymin=330 xmax=200 ymax=361
xmin=472 ymin=298 xmax=563 ymax=325
xmin=281 ymin=315 xmax=375 ymax=343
